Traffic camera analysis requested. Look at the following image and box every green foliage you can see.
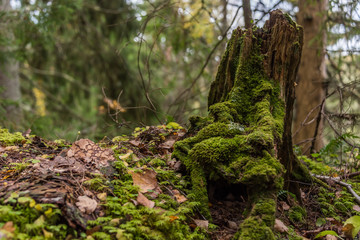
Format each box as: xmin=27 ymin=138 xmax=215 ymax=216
xmin=277 ymin=190 xmax=297 ymax=202
xmin=83 ymin=144 xmax=208 ymax=239
xmin=4 ymin=0 xmax=144 ymax=140
xmin=316 ymin=187 xmax=358 ymax=218
xmin=0 ymin=195 xmax=68 ymax=239
xmin=343 ymin=215 xmax=360 ymax=239
xmin=313 ymin=133 xmax=359 ymax=167
xmin=84 ymin=173 xmax=109 ymax=191
xmin=314 ymin=230 xmax=339 ymax=239
xmin=0 ymin=128 xmax=27 ymax=146
xmin=299 ymin=155 xmax=332 ymax=175
xmin=288 ymin=206 xmax=306 ymax=223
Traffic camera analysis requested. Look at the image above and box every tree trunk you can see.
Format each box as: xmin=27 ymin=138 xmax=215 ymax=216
xmin=293 ymin=0 xmax=327 ymax=155
xmin=0 ymin=0 xmax=22 ymax=126
xmin=173 ymin=10 xmax=311 ymax=239
xmin=242 ymin=0 xmax=252 ymax=29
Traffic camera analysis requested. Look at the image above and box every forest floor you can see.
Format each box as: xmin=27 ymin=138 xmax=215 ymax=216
xmin=0 ymin=125 xmax=359 ymax=240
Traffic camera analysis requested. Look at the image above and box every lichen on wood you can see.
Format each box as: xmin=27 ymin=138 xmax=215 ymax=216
xmin=173 ymin=10 xmax=311 ymax=239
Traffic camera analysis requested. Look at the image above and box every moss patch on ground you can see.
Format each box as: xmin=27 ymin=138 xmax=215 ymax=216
xmin=0 ymin=128 xmax=28 ymax=146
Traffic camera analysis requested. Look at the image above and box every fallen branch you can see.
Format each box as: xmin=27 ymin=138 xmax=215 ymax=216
xmin=344 ymin=171 xmax=360 ymax=179
xmin=312 ymin=174 xmax=360 ymax=204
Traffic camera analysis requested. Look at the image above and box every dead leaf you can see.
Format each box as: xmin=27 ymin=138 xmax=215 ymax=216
xmin=169 ymin=216 xmax=179 ymax=222
xmin=159 ymin=139 xmax=176 ymax=149
xmin=325 ymin=235 xmax=337 ymax=240
xmin=129 ymin=169 xmax=159 ymax=193
xmin=172 ymin=189 xmax=187 ymax=203
xmin=137 ymin=192 xmax=155 ymax=208
xmin=42 ymin=228 xmax=53 ymax=238
xmin=274 ymin=219 xmax=288 ymax=233
xmin=110 ymin=218 xmax=121 ymax=226
xmin=300 ymin=189 xmax=305 ymax=199
xmin=86 ymin=225 xmax=101 ymax=235
xmin=342 ymin=223 xmax=354 ymax=239
xmin=97 ymin=193 xmax=107 ymax=201
xmin=129 ymin=140 xmax=141 ymax=147
xmin=76 ymin=196 xmax=97 ymax=214
xmin=119 ymin=150 xmax=133 ymax=160
xmin=353 ymin=205 xmax=360 ymax=212
xmin=280 ymin=201 xmax=290 ymax=211
xmin=5 ymin=146 xmax=18 ymax=151
xmin=335 ymin=191 xmax=342 ymax=199
xmin=194 ymin=219 xmax=209 ymax=230
xmin=1 ymin=222 xmax=15 ymax=233
xmin=147 ymin=189 xmax=161 ymax=199
xmin=227 ymin=220 xmax=238 ymax=230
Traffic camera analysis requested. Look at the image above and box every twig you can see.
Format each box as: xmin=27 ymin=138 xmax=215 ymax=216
xmin=312 ymin=174 xmax=360 ymax=204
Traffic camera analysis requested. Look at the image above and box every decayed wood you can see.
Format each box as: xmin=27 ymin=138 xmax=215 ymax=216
xmin=180 ymin=10 xmax=311 ymax=239
xmin=208 ymin=10 xmax=310 ymax=195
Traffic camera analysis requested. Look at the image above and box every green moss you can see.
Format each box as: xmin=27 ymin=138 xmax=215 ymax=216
xmin=165 ymin=122 xmax=183 ymax=130
xmin=235 ymin=151 xmax=284 ymax=190
xmin=235 ymin=217 xmax=275 ymax=240
xmin=288 ymin=206 xmax=306 ymax=223
xmin=172 ymin=17 xmax=290 ymax=236
xmin=0 ymin=196 xmax=68 ymax=239
xmin=190 ymin=137 xmax=241 ymax=165
xmin=187 ymin=115 xmax=213 ymax=133
xmin=299 ymin=156 xmax=332 ymax=175
xmin=209 ymin=102 xmax=241 ymax=123
xmin=275 ymin=226 xmax=303 ymax=240
xmin=249 ymin=197 xmax=276 ymax=227
xmin=0 ymin=128 xmax=27 ymax=146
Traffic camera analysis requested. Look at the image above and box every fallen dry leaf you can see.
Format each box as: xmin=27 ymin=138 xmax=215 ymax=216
xmin=274 ymin=219 xmax=288 ymax=233
xmin=342 ymin=223 xmax=354 ymax=239
xmin=335 ymin=191 xmax=342 ymax=199
xmin=1 ymin=222 xmax=15 ymax=233
xmin=227 ymin=220 xmax=238 ymax=230
xmin=300 ymin=189 xmax=306 ymax=199
xmin=194 ymin=219 xmax=209 ymax=230
xmin=110 ymin=218 xmax=121 ymax=226
xmin=172 ymin=189 xmax=187 ymax=203
xmin=119 ymin=150 xmax=133 ymax=160
xmin=353 ymin=205 xmax=360 ymax=212
xmin=129 ymin=169 xmax=159 ymax=193
xmin=137 ymin=192 xmax=155 ymax=208
xmin=325 ymin=235 xmax=337 ymax=240
xmin=42 ymin=228 xmax=53 ymax=238
xmin=76 ymin=195 xmax=97 ymax=214
xmin=97 ymin=192 xmax=107 ymax=201
xmin=159 ymin=139 xmax=176 ymax=149
xmin=280 ymin=201 xmax=290 ymax=211
xmin=129 ymin=140 xmax=141 ymax=147
xmin=169 ymin=215 xmax=179 ymax=222
xmin=5 ymin=146 xmax=18 ymax=151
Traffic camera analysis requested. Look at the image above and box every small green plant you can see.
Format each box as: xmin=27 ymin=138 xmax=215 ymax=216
xmin=8 ymin=161 xmax=30 ymax=173
xmin=0 ymin=194 xmax=69 ymax=239
xmin=312 ymin=133 xmax=359 ymax=169
xmin=288 ymin=206 xmax=306 ymax=223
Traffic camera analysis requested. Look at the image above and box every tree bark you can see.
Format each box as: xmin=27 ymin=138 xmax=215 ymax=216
xmin=173 ymin=10 xmax=311 ymax=239
xmin=242 ymin=0 xmax=252 ymax=29
xmin=0 ymin=0 xmax=22 ymax=126
xmin=293 ymin=0 xmax=327 ymax=155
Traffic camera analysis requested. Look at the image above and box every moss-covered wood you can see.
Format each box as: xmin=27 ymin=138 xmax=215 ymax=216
xmin=172 ymin=10 xmax=311 ymax=239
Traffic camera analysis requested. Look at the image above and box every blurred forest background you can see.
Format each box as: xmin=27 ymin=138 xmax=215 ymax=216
xmin=0 ymin=0 xmax=359 ymax=159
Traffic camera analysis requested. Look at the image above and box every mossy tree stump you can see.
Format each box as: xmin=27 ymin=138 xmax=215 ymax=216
xmin=173 ymin=10 xmax=311 ymax=239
